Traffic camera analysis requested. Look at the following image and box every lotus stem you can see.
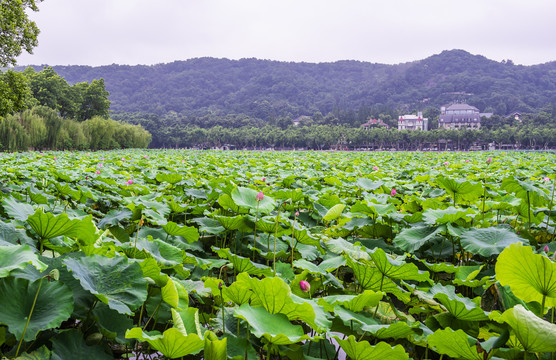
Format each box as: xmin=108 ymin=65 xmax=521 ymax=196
xmin=16 ymin=278 xmax=43 ymax=358
xmin=527 ymin=191 xmax=531 ymax=232
xmin=253 ymin=202 xmax=260 ymax=261
xmin=546 ymin=177 xmax=556 ymax=235
xmin=273 ymin=214 xmax=279 ymax=276
xmin=541 ymin=294 xmax=546 ymax=318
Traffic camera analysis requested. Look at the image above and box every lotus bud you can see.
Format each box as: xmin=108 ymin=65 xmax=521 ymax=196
xmin=465 ymin=159 xmax=470 ymax=163
xmin=256 ymin=191 xmax=264 ymax=201
xmin=262 ymin=177 xmax=266 ymax=182
xmin=544 ymin=245 xmax=549 ymax=253
xmin=295 ymin=211 xmax=299 ymax=217
xmin=299 ymin=280 xmax=310 ymax=293
xmin=372 ymin=166 xmax=379 ymax=170
xmin=126 ymin=179 xmax=134 ymax=185
xmin=544 ymin=177 xmax=550 ymax=182
xmin=486 ymin=157 xmax=492 ymax=164
xmin=391 ymin=188 xmax=396 ymax=197
xmin=96 ymin=170 xmax=100 ymax=174
xmin=444 ymin=161 xmax=449 ymax=166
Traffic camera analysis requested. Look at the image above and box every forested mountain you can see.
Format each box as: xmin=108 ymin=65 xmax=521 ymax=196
xmin=21 ymin=49 xmax=556 ymax=124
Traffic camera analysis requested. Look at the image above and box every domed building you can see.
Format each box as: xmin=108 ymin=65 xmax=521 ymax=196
xmin=439 ymin=103 xmax=481 ymax=129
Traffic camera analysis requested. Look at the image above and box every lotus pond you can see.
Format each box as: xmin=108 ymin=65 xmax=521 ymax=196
xmin=1 ymin=149 xmax=556 ymax=360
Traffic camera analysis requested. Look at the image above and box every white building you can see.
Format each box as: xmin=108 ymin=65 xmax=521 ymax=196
xmin=398 ymin=112 xmax=428 ymax=130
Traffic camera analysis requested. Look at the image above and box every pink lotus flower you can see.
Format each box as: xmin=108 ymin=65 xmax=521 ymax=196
xmin=96 ymin=170 xmax=100 ymax=174
xmin=486 ymin=157 xmax=492 ymax=164
xmin=121 ymin=158 xmax=126 ymax=161
xmin=391 ymin=188 xmax=396 ymax=196
xmin=262 ymin=177 xmax=266 ymax=182
xmin=97 ymin=163 xmax=103 ymax=167
xmin=544 ymin=177 xmax=550 ymax=182
xmin=372 ymin=166 xmax=379 ymax=170
xmin=465 ymin=160 xmax=470 ymax=163
xmin=126 ymin=179 xmax=134 ymax=185
xmin=53 ymin=157 xmax=57 ymax=160
xmin=299 ymin=280 xmax=310 ymax=293
xmin=444 ymin=161 xmax=449 ymax=166
xmin=295 ymin=211 xmax=300 ymax=217
xmin=544 ymin=245 xmax=550 ymax=253
xmin=256 ymin=191 xmax=264 ymax=201
xmin=144 ymin=155 xmax=148 ymax=159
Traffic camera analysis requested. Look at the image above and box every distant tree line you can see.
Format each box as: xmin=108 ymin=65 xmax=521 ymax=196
xmin=116 ymin=109 xmax=556 ymax=151
xmin=0 ymin=67 xmax=151 ymax=151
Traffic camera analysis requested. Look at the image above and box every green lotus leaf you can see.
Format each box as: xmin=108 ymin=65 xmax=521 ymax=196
xmin=162 ymin=221 xmax=200 ymax=243
xmin=501 ymin=178 xmax=548 ymax=207
xmin=125 ymin=327 xmax=204 ymax=358
xmin=193 ymin=217 xmax=225 ymax=235
xmin=0 ymin=277 xmax=73 ymax=341
xmin=495 ymin=242 xmax=556 ymax=308
xmin=14 ymin=345 xmax=51 ymax=359
xmin=346 ymin=258 xmax=408 ymax=302
xmin=156 ymin=172 xmax=183 ymax=184
xmin=368 ymin=203 xmax=397 ymax=217
xmin=291 ymin=225 xmax=321 ymax=246
xmin=231 ymin=186 xmax=276 ymax=214
xmin=161 ymin=277 xmax=189 ymax=310
xmin=335 ymin=335 xmax=409 ymax=360
xmin=2 ymin=197 xmax=34 ymax=221
xmin=356 ymin=178 xmax=384 ymax=191
xmin=27 ymin=186 xmax=49 ymax=205
xmin=234 ymin=304 xmax=313 ymax=345
xmin=0 ymin=221 xmax=35 ymax=247
xmin=498 ymin=304 xmax=556 ymax=352
xmin=92 ymin=303 xmax=134 ymax=344
xmin=0 ymin=245 xmax=47 ymax=278
xmin=204 ymin=331 xmax=227 ymax=360
xmin=51 ymin=330 xmax=112 ymax=360
xmin=64 ymin=254 xmax=148 ymax=315
xmin=135 ymin=236 xmax=184 ymax=268
xmin=97 ymin=208 xmax=133 ymax=229
xmin=323 ymin=203 xmax=345 ymax=221
xmin=393 ymin=225 xmax=444 ymax=253
xmin=370 ymin=248 xmax=430 ymax=282
xmin=27 ymin=208 xmax=97 ymax=245
xmin=423 ymin=207 xmax=475 ymax=225
xmin=138 ymin=258 xmax=169 ymax=287
xmin=460 ymin=227 xmax=529 ymax=257
xmin=435 ymin=175 xmax=483 ymax=203
xmin=318 ymin=290 xmax=383 ymax=312
xmin=222 ymin=272 xmax=252 ymax=305
xmin=318 ymin=255 xmax=346 ymax=272
xmin=217 ymin=193 xmax=243 ymax=213
xmin=428 ymin=283 xmax=489 ymax=321
xmin=214 ymin=248 xmax=273 ymax=277
xmin=214 ymin=215 xmax=251 ymax=232
xmin=428 ymin=328 xmax=484 ymax=360
xmin=290 ymin=294 xmax=332 ymax=333
xmin=293 ymin=259 xmax=325 ymax=275
xmin=326 ymin=237 xmax=370 ymax=261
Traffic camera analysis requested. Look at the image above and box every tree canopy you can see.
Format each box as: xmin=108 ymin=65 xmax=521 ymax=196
xmin=0 ymin=0 xmax=42 ymax=66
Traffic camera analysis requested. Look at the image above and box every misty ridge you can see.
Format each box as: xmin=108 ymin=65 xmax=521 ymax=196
xmin=19 ymin=49 xmax=556 ymax=128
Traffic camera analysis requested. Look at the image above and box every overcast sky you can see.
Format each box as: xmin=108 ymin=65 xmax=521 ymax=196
xmin=15 ymin=0 xmax=556 ymax=67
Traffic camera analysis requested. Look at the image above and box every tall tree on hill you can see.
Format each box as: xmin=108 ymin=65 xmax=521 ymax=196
xmin=0 ymin=0 xmax=43 ymax=66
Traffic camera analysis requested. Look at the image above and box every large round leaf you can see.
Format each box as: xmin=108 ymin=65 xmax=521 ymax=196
xmin=64 ymin=254 xmax=148 ymax=315
xmin=498 ymin=304 xmax=556 ymax=352
xmin=231 ymin=186 xmax=276 ymax=214
xmin=496 ymin=242 xmax=556 ymax=307
xmin=0 ymin=245 xmax=47 ymax=278
xmin=125 ymin=327 xmax=204 ymax=358
xmin=0 ymin=277 xmax=73 ymax=341
xmin=460 ymin=227 xmax=528 ymax=257
xmin=428 ymin=328 xmax=484 ymax=360
xmin=336 ymin=335 xmax=409 ymax=360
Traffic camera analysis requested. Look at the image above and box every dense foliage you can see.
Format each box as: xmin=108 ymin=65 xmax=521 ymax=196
xmin=27 ymin=50 xmax=556 ymax=122
xmin=0 ymin=0 xmax=42 ymax=67
xmin=0 ymin=68 xmax=151 ymax=151
xmin=115 ymin=111 xmax=556 ymax=150
xmin=0 ymin=149 xmax=555 ymax=359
